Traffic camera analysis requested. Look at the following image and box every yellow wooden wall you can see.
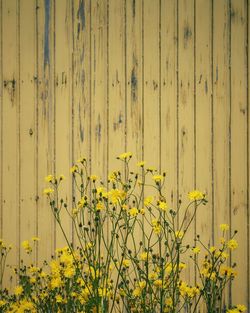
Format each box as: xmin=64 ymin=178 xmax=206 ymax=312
xmin=0 ymin=0 xmax=249 ymax=308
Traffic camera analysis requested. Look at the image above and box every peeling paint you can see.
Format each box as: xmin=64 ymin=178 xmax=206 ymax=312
xmin=79 ymin=104 xmax=84 ymax=142
xmin=77 ymin=0 xmax=85 ymax=32
xmin=3 ymin=79 xmax=16 ymax=103
xmin=205 ymin=80 xmax=208 ymax=94
xmin=96 ymin=114 xmax=101 ymax=142
xmin=113 ymin=113 xmax=123 ymax=131
xmin=131 ymin=68 xmax=137 ymax=101
xmin=132 ymin=0 xmax=136 ymax=18
xmin=44 ymin=0 xmax=50 ymax=69
xmin=183 ymin=25 xmax=192 ymax=48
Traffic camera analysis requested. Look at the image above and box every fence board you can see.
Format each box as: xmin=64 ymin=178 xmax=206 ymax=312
xmin=230 ymin=0 xmax=248 ymax=305
xmin=1 ymin=0 xmax=19 ymax=288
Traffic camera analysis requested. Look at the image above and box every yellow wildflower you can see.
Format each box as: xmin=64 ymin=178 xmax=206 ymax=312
xmin=154 ymin=279 xmax=163 ymax=287
xmin=148 ymin=271 xmax=158 ymax=280
xmin=129 ymin=207 xmax=139 ymax=217
xmin=192 ymin=246 xmax=201 ymax=254
xmin=59 ymin=174 xmax=65 ymax=180
xmin=43 ymin=188 xmax=54 ymax=195
xmin=188 ymin=190 xmax=205 ymax=201
xmin=0 ymin=300 xmax=6 ymax=307
xmin=64 ymin=266 xmax=75 ymax=278
xmin=175 ymin=230 xmax=184 ymax=239
xmin=22 ymin=240 xmax=32 ymax=253
xmin=122 ymin=259 xmax=130 ymax=268
xmin=152 ymin=175 xmax=164 ymax=183
xmin=31 ymin=236 xmax=40 ymax=241
xmin=236 ymin=305 xmax=247 ymax=312
xmin=209 ymin=246 xmax=216 ymax=253
xmin=117 ymin=152 xmax=132 ymax=160
xmin=96 ymin=202 xmax=104 ymax=211
xmin=56 ymin=295 xmax=63 ymax=303
xmin=158 ymin=201 xmax=168 ymax=211
xmin=132 ymin=287 xmax=141 ymax=297
xmin=70 ymin=165 xmax=78 ymax=173
xmin=227 ymin=239 xmax=238 ymax=250
xmin=137 ymin=161 xmax=146 ymax=167
xmin=220 ymin=223 xmax=229 ymax=231
xmin=108 ymin=171 xmax=118 ymax=182
xmin=45 ymin=174 xmax=54 ymax=182
xmin=140 ymin=252 xmax=150 ymax=261
xmin=77 ymin=157 xmax=86 ymax=163
xmin=90 ymin=175 xmax=98 ymax=182
xmin=51 ymin=277 xmax=62 ymax=289
xmin=144 ymin=196 xmax=154 ymax=206
xmin=138 ymin=281 xmax=146 ymax=289
xmin=14 ymin=285 xmax=23 ymax=296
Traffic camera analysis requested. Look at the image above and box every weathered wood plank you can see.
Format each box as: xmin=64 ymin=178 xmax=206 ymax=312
xmin=72 ymin=0 xmax=91 ymax=246
xmin=19 ymin=0 xmax=37 ymax=265
xmin=178 ymin=0 xmax=195 ymax=285
xmin=126 ymin=0 xmax=143 ymax=164
xmin=1 ymin=0 xmax=19 ymax=287
xmin=161 ymin=0 xmax=177 ymax=207
xmin=143 ymin=0 xmax=160 ymax=170
xmin=230 ymin=0 xmax=248 ymax=306
xmin=36 ymin=0 xmax=56 ymax=263
xmin=90 ymin=0 xmax=108 ymax=180
xmin=195 ymin=0 xmax=213 ymax=259
xmin=54 ymin=0 xmax=73 ymax=248
xmin=213 ymin=0 xmax=230 ymax=306
xmin=108 ymin=0 xmax=126 ymax=167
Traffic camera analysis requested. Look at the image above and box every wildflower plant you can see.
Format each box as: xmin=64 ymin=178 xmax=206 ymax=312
xmin=0 ymin=153 xmax=247 ymax=313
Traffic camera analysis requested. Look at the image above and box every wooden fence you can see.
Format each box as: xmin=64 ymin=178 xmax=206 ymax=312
xmin=0 ymin=0 xmax=249 ymax=309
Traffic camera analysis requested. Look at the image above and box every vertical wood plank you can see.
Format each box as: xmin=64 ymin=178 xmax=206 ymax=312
xmin=213 ymin=0 xmax=230 ymax=306
xmin=72 ymin=0 xmax=91 ymax=245
xmin=230 ymin=0 xmax=248 ymax=306
xmin=54 ymin=0 xmax=73 ymax=247
xmin=108 ymin=0 xmax=126 ymax=167
xmin=0 ymin=0 xmax=3 ymax=242
xmin=1 ymin=0 xmax=19 ymax=287
xmin=195 ymin=0 xmax=213 ymax=254
xmin=19 ymin=0 xmax=37 ymax=264
xmin=248 ymin=1 xmax=250 ymax=310
xmin=178 ymin=0 xmax=195 ymax=284
xmin=143 ymin=0 xmax=160 ymax=169
xmin=161 ymin=0 xmax=177 ymax=207
xmin=126 ymin=0 xmax=143 ymax=164
xmin=72 ymin=0 xmax=91 ymax=168
xmin=91 ymin=0 xmax=108 ymax=180
xmin=37 ymin=0 xmax=56 ymax=261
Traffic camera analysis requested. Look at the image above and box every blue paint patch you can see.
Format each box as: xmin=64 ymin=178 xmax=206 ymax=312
xmin=44 ymin=0 xmax=50 ymax=68
xmin=77 ymin=0 xmax=85 ymax=31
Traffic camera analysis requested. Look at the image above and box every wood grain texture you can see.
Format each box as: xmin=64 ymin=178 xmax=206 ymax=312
xmin=213 ymin=0 xmax=231 ymax=306
xmin=230 ymin=0 xmax=248 ymax=305
xmin=36 ymin=0 xmax=56 ymax=263
xmin=1 ymin=0 xmax=19 ymax=287
xmin=0 ymin=0 xmax=249 ymax=307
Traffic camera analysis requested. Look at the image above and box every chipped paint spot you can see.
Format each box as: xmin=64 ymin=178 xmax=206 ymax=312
xmin=78 ymin=104 xmax=84 ymax=142
xmin=44 ymin=0 xmax=50 ymax=69
xmin=153 ymin=80 xmax=158 ymax=90
xmin=131 ymin=68 xmax=137 ymax=101
xmin=132 ymin=0 xmax=136 ymax=18
xmin=205 ymin=80 xmax=208 ymax=94
xmin=113 ymin=113 xmax=123 ymax=131
xmin=96 ymin=115 xmax=101 ymax=142
xmin=183 ymin=25 xmax=192 ymax=48
xmin=3 ymin=79 xmax=16 ymax=103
